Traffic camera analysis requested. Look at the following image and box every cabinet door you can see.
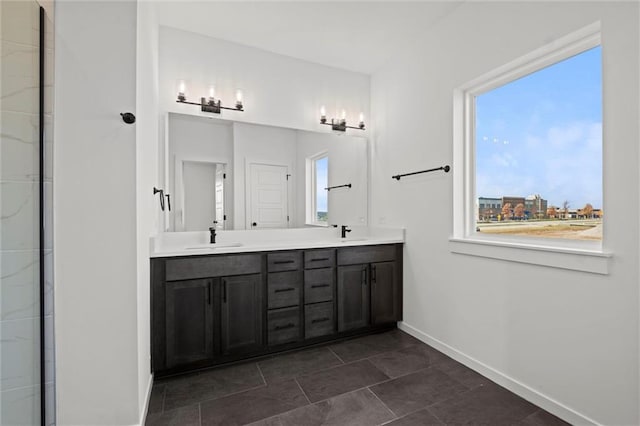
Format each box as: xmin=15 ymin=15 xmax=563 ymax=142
xmin=165 ymin=279 xmax=214 ymax=368
xmin=371 ymin=261 xmax=398 ymax=325
xmin=221 ymin=274 xmax=264 ymax=355
xmin=337 ymin=264 xmax=370 ymax=332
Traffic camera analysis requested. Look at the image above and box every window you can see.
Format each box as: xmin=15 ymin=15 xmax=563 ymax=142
xmin=306 ymin=152 xmax=329 ymax=225
xmin=451 ymin=23 xmax=610 ymax=274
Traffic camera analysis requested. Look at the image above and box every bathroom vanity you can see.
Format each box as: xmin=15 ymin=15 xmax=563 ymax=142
xmin=150 ymin=227 xmax=404 ymax=377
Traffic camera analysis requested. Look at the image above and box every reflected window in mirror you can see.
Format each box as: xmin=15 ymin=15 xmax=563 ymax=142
xmin=307 ymin=152 xmax=329 ymax=226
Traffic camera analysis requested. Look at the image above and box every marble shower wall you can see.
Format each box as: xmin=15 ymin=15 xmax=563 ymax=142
xmin=0 ymin=1 xmax=55 ymax=425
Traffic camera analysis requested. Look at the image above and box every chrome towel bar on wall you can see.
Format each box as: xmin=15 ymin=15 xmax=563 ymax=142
xmin=392 ymin=165 xmax=450 ymax=181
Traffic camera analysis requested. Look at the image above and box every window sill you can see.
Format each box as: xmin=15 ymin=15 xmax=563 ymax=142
xmin=305 ymin=222 xmax=329 ymax=228
xmin=449 ymin=237 xmax=611 ymax=274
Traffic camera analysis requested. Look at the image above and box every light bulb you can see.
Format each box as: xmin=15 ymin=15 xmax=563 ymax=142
xmin=359 ymin=112 xmax=364 ymax=123
xmin=177 ymin=80 xmax=186 ymax=101
xmin=341 ymin=109 xmax=346 ymax=120
xmin=235 ymin=89 xmax=244 ymax=110
xmin=320 ymin=106 xmax=326 ymax=116
xmin=209 ymin=85 xmax=215 ymax=100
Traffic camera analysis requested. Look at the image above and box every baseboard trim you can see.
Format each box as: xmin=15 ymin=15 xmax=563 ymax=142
xmin=397 ymin=322 xmax=600 ymax=426
xmin=137 ymin=374 xmax=153 ymax=426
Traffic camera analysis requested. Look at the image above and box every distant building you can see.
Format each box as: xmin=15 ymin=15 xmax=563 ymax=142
xmin=525 ymin=194 xmax=548 ymax=219
xmin=478 ymin=197 xmax=501 ymax=220
xmin=478 ymin=194 xmax=548 ymax=220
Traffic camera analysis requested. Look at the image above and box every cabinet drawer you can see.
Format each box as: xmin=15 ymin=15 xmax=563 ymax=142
xmin=268 ymin=271 xmax=302 ymax=309
xmin=268 ymin=307 xmax=301 ymax=346
xmin=268 ymin=251 xmax=302 ymax=272
xmin=305 ymin=302 xmax=334 ymax=339
xmin=304 ymin=249 xmax=335 ymax=269
xmin=166 ymin=254 xmax=261 ymax=281
xmin=337 ymin=245 xmax=396 ymax=266
xmin=304 ymin=268 xmax=334 ymax=304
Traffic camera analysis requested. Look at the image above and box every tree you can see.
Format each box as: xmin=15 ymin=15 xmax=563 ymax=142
xmin=514 ymin=203 xmax=525 ymax=219
xmin=547 ymin=206 xmax=557 ymax=218
xmin=562 ymin=200 xmax=570 ymax=219
xmin=582 ymin=203 xmax=593 ymax=218
xmin=501 ymin=203 xmax=512 ymax=220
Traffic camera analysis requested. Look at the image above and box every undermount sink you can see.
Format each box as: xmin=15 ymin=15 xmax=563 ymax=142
xmin=185 ymin=242 xmax=243 ymax=250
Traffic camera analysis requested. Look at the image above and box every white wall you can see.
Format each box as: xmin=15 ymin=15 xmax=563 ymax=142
xmin=233 ymin=122 xmax=297 ymax=229
xmin=136 ymin=1 xmax=159 ymax=423
xmin=167 ymin=114 xmax=234 ymax=230
xmin=370 ymin=2 xmax=639 ymax=425
xmin=158 ymin=26 xmax=370 ymax=135
xmin=55 ymin=1 xmax=144 ymax=424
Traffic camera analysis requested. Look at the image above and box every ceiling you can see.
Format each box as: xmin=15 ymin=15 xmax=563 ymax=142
xmin=154 ymin=1 xmax=464 ymax=75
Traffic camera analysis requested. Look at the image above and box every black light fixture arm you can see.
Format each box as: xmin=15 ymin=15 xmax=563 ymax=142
xmin=320 ymin=121 xmax=365 ymax=131
xmin=176 ymin=99 xmax=244 ymax=112
xmin=325 ymin=183 xmax=352 ymax=191
xmin=319 ymin=107 xmax=365 ymax=132
xmin=392 ymin=165 xmax=451 ymax=181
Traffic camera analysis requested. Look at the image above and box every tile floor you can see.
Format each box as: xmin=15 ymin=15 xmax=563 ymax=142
xmin=146 ymin=329 xmax=569 ymax=426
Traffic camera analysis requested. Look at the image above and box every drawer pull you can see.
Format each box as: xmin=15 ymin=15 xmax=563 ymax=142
xmin=274 ymin=323 xmax=296 ymax=331
xmin=311 ymin=284 xmax=330 ymax=289
xmin=274 ymin=287 xmax=296 ymax=293
xmin=311 ymin=317 xmax=330 ymax=324
xmin=310 ymin=258 xmax=330 ymax=262
xmin=274 ymin=260 xmax=295 ymax=265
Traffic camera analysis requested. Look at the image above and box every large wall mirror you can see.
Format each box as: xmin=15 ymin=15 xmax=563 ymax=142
xmin=164 ymin=113 xmax=368 ymax=231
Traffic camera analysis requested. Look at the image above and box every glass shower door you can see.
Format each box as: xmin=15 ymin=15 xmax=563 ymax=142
xmin=1 ymin=2 xmax=54 ymax=425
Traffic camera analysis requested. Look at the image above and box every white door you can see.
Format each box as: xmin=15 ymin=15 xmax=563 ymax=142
xmin=249 ymin=163 xmax=288 ymax=229
xmin=214 ymin=166 xmax=225 ymax=230
xmin=183 ymin=161 xmax=216 ymax=231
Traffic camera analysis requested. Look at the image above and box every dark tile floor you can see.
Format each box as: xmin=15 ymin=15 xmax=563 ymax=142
xmin=146 ymin=329 xmax=569 ymax=426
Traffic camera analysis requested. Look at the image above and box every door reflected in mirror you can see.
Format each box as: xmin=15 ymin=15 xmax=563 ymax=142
xmin=179 ymin=161 xmax=227 ymax=231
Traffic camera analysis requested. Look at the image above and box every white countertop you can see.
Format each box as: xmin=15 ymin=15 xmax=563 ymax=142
xmin=150 ymin=226 xmax=405 ymax=258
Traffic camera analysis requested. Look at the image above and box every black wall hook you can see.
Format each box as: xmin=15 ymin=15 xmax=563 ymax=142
xmin=153 ymin=187 xmax=165 ymax=211
xmin=120 ymin=112 xmax=136 ymax=124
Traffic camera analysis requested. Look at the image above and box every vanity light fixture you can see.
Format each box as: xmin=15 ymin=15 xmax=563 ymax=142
xmin=176 ymin=81 xmax=244 ymax=114
xmin=319 ymin=106 xmax=365 ymax=131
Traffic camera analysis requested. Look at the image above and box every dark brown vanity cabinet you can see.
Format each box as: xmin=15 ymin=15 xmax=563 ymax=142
xmin=220 ymin=274 xmax=263 ymax=356
xmin=370 ymin=261 xmax=398 ymax=325
xmin=303 ymin=249 xmax=336 ymax=339
xmin=337 ymin=245 xmax=401 ymax=332
xmin=165 ymin=278 xmax=215 ymax=368
xmin=151 ymin=244 xmax=402 ymax=376
xmin=151 ymin=254 xmax=263 ymax=374
xmin=337 ymin=265 xmax=370 ymax=331
xmin=267 ymin=251 xmax=303 ymax=346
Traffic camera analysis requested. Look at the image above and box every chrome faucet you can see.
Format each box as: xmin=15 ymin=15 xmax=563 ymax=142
xmin=209 ymin=225 xmax=217 ymax=244
xmin=341 ymin=225 xmax=352 ymax=238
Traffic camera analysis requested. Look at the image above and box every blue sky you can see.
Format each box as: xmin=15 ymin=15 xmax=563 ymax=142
xmin=316 ymin=156 xmax=328 ymax=212
xmin=476 ymin=46 xmax=602 ymax=209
